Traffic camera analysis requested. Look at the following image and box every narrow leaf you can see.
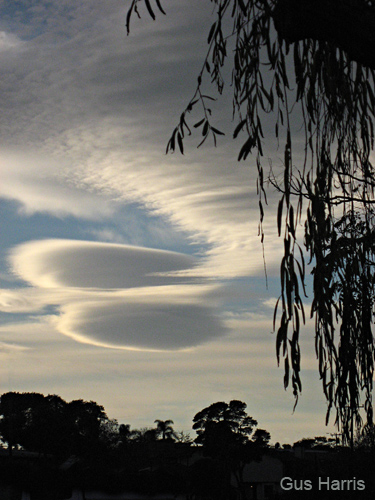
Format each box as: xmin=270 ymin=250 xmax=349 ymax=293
xmin=145 ymin=0 xmax=155 ymax=21
xmin=208 ymin=22 xmax=216 ymax=44
xmin=211 ymin=126 xmax=225 ymax=136
xmin=177 ymin=132 xmax=184 ymax=155
xmin=202 ymin=120 xmax=209 ymax=136
xmin=233 ymin=119 xmax=247 ymax=139
xmin=277 ymin=196 xmax=284 ymax=237
xmin=194 ymin=118 xmax=205 ymax=128
xmin=289 ymin=205 xmax=295 ymax=237
xmin=155 ymin=0 xmax=166 ymax=15
xmin=144 ymin=0 xmax=155 ymax=20
xmin=284 ymin=357 xmax=290 ymax=388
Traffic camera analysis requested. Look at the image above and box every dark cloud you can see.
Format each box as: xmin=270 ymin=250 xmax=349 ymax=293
xmin=59 ymin=300 xmax=227 ymax=350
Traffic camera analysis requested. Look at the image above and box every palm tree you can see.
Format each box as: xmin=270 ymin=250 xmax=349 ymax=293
xmin=154 ymin=419 xmax=175 ymax=441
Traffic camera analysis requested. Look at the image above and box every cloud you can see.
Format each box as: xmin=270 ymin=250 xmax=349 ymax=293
xmin=8 ymin=238 xmax=227 ymax=350
xmin=0 ymin=289 xmax=47 ymax=313
xmin=0 ymin=0 xmax=337 ymax=445
xmin=0 ymin=313 xmax=334 ymax=444
xmin=0 ymin=0 xmax=288 ymax=357
xmin=57 ymin=299 xmax=226 ymax=350
xmin=10 ymin=238 xmax=197 ymax=288
xmin=0 ymin=0 xmax=286 ymax=282
xmin=0 ymin=150 xmax=117 ymax=219
xmin=0 ymin=31 xmax=23 ymax=51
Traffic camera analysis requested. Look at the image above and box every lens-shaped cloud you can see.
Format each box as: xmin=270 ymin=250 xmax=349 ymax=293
xmin=57 ymin=299 xmax=227 ymax=350
xmin=10 ymin=238 xmax=197 ymax=289
xmin=9 ymin=238 xmax=227 ymax=350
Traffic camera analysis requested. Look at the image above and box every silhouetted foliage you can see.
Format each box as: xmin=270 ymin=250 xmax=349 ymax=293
xmin=127 ymin=0 xmax=375 ymax=442
xmin=0 ymin=392 xmax=68 ymax=457
xmin=1 ymin=391 xmax=374 ymax=497
xmin=118 ymin=423 xmax=132 ymax=445
xmin=355 ymin=421 xmax=375 ymax=450
xmin=174 ymin=430 xmax=193 ymax=443
xmin=129 ymin=426 xmax=158 ymax=443
xmin=252 ymin=428 xmax=272 ymax=447
xmin=0 ymin=392 xmax=110 ymax=458
xmin=193 ymin=400 xmax=270 ymax=498
xmin=193 ymin=400 xmax=258 ymax=449
xmin=293 ymin=435 xmax=339 ymax=450
xmin=154 ymin=419 xmax=176 ymax=440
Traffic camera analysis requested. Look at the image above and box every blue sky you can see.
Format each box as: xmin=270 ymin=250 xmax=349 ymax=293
xmin=0 ymin=0 xmax=336 ymax=443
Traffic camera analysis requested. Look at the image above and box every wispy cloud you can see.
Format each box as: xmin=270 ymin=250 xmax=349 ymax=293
xmin=0 ymin=0 xmax=285 ymax=278
xmin=0 ymin=31 xmax=23 ymax=51
xmin=0 ymin=0 xmax=327 ymax=442
xmin=0 ymin=150 xmax=117 ymax=219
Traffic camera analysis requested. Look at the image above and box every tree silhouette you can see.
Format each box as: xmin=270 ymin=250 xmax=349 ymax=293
xmin=0 ymin=392 xmax=110 ymax=458
xmin=192 ymin=400 xmax=270 ymax=499
xmin=119 ymin=423 xmax=132 ymax=441
xmin=127 ymin=0 xmax=375 ymax=442
xmin=130 ymin=426 xmax=158 ymax=443
xmin=0 ymin=392 xmax=67 ymax=457
xmin=355 ymin=421 xmax=375 ymax=450
xmin=193 ymin=400 xmax=257 ymax=448
xmin=154 ymin=419 xmax=175 ymax=440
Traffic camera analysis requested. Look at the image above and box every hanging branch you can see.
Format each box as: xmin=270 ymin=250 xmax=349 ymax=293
xmin=127 ymin=0 xmax=375 ymax=442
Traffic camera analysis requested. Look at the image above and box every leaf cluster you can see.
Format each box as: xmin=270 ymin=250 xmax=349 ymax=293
xmin=126 ymin=0 xmax=166 ymax=34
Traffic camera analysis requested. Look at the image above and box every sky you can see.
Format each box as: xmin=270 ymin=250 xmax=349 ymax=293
xmin=0 ymin=0 xmax=337 ymax=444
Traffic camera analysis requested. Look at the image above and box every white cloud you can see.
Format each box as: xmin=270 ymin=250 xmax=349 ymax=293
xmin=10 ymin=238 xmax=197 ymax=288
xmin=0 ymin=31 xmax=23 ymax=51
xmin=0 ymin=289 xmax=47 ymax=313
xmin=0 ymin=0 xmax=289 ymax=358
xmin=0 ymin=150 xmax=117 ymax=219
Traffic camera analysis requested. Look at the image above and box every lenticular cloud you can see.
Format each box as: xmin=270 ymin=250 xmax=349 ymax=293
xmin=10 ymin=239 xmax=197 ymax=289
xmin=9 ymin=239 xmax=227 ymax=350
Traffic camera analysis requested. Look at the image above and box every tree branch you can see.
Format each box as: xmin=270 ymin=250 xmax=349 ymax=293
xmin=273 ymin=0 xmax=375 ymax=70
